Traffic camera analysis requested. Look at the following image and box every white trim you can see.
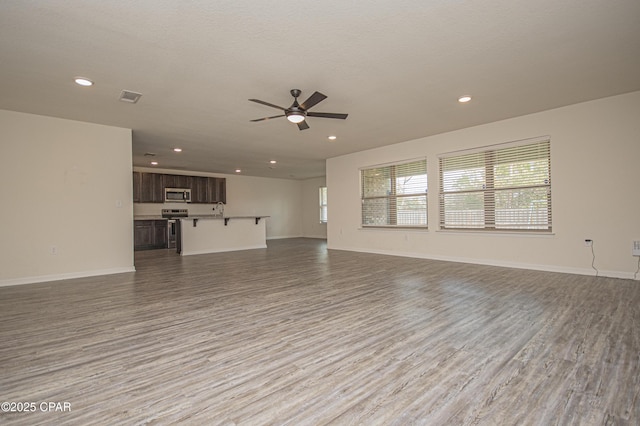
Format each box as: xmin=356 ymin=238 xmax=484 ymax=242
xmin=435 ymin=230 xmax=555 ymax=237
xmin=0 ymin=267 xmax=136 ymax=288
xmin=267 ymin=235 xmax=304 ymax=240
xmin=358 ymin=156 xmax=428 ymax=171
xmin=359 ymin=226 xmax=429 ymax=232
xmin=326 ymin=245 xmax=638 ymax=280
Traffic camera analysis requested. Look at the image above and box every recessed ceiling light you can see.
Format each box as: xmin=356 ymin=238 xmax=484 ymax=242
xmin=458 ymin=96 xmax=472 ymax=103
xmin=150 ymin=161 xmax=158 ymax=166
xmin=270 ymin=160 xmax=277 ymax=164
xmin=235 ymin=169 xmax=242 ymax=173
xmin=173 ymin=148 xmax=182 ymax=152
xmin=74 ymin=77 xmax=93 ymax=86
xmin=328 ymin=135 xmax=337 ymax=140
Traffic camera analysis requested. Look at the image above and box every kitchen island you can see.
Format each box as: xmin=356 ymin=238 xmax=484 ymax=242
xmin=177 ymin=216 xmax=269 ymax=256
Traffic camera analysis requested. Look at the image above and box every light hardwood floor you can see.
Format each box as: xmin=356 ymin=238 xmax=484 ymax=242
xmin=1 ymin=238 xmax=638 ymax=425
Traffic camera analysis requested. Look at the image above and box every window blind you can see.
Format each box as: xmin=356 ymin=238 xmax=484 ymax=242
xmin=439 ymin=139 xmax=551 ymax=231
xmin=319 ymin=187 xmax=328 ymax=223
xmin=361 ymin=159 xmax=427 ymax=227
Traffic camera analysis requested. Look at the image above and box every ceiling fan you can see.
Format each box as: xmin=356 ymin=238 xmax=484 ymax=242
xmin=249 ymin=89 xmax=348 ymax=130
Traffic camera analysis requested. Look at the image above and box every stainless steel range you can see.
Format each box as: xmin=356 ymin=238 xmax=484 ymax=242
xmin=162 ymin=209 xmax=188 ymax=249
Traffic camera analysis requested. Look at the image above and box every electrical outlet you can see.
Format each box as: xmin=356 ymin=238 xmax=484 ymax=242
xmin=633 ymin=240 xmax=640 ymax=256
xmin=50 ymin=245 xmax=58 ymax=255
xmin=584 ymin=239 xmax=593 ymax=247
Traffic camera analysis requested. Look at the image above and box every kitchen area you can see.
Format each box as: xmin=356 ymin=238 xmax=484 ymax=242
xmin=134 ymin=172 xmax=268 ymax=255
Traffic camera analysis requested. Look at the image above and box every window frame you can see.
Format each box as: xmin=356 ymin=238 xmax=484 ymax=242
xmin=438 ymin=137 xmax=552 ymax=233
xmin=360 ymin=158 xmax=428 ymax=229
xmin=319 ymin=186 xmax=328 ymax=224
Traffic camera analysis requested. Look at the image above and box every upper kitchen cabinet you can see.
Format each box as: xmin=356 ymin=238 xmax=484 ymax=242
xmin=192 ymin=177 xmax=226 ymax=204
xmin=163 ymin=174 xmax=192 ymax=189
xmin=136 ymin=172 xmax=164 ymax=203
xmin=133 ymin=172 xmax=225 ymax=204
xmin=190 ymin=176 xmax=209 ymax=203
xmin=209 ymin=177 xmax=226 ymax=204
xmin=132 ymin=171 xmax=141 ymax=203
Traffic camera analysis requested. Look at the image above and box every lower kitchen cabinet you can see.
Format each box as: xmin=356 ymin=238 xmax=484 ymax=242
xmin=134 ymin=220 xmax=168 ymax=250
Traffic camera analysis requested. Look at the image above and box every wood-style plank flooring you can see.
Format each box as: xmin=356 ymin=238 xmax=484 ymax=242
xmin=1 ymin=238 xmax=638 ymax=425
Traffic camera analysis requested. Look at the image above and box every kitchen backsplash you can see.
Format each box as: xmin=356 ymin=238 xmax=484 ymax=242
xmin=134 ymin=202 xmax=225 ymax=217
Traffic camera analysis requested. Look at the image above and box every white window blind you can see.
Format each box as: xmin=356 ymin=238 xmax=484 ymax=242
xmin=439 ymin=138 xmax=551 ymax=231
xmin=361 ymin=159 xmax=427 ymax=227
xmin=319 ymin=187 xmax=328 ymax=223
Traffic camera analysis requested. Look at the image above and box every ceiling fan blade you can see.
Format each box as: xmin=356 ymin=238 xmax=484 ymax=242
xmin=299 ymin=91 xmax=327 ymax=110
xmin=250 ymin=114 xmax=285 ymax=122
xmin=248 ymin=99 xmax=287 ymax=110
xmin=306 ymin=112 xmax=348 ymax=120
xmin=297 ymin=120 xmax=310 ymax=130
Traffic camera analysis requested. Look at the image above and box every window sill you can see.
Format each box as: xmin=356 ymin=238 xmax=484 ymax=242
xmin=436 ymin=229 xmax=555 ymax=237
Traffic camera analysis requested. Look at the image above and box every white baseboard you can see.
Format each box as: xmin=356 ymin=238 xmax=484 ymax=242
xmin=0 ymin=266 xmax=136 ymax=288
xmin=266 ymin=235 xmax=303 ymax=240
xmin=327 ymin=245 xmax=638 ymax=280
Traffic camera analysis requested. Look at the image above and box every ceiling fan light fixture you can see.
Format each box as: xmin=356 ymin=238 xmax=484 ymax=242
xmin=286 ymin=112 xmax=305 ymax=124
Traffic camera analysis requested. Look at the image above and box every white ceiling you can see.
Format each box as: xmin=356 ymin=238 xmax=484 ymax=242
xmin=1 ymin=1 xmax=639 ymax=179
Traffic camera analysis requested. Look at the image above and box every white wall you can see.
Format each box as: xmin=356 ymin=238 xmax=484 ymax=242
xmin=327 ymin=91 xmax=640 ymax=279
xmin=134 ymin=167 xmax=304 ymax=239
xmin=0 ymin=110 xmax=135 ymax=286
xmin=301 ymin=176 xmax=327 ymax=239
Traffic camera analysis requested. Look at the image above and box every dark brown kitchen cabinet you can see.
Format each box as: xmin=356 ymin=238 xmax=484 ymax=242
xmin=132 ymin=171 xmax=142 ymax=203
xmin=139 ymin=173 xmax=164 ymax=203
xmin=163 ymin=174 xmax=192 ymax=189
xmin=190 ymin=177 xmax=226 ymax=203
xmin=190 ymin=176 xmax=209 ymax=203
xmin=133 ymin=172 xmax=225 ymax=204
xmin=134 ymin=220 xmax=168 ymax=250
xmin=208 ymin=177 xmax=226 ymax=204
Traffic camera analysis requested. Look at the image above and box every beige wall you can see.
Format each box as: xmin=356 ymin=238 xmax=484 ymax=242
xmin=301 ymin=176 xmax=327 ymax=239
xmin=0 ymin=110 xmax=134 ymax=286
xmin=327 ymin=91 xmax=640 ymax=279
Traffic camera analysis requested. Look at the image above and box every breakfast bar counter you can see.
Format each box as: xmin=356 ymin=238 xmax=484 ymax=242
xmin=177 ymin=216 xmax=269 ymax=256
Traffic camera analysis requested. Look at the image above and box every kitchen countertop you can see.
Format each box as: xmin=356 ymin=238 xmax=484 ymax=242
xmin=134 ymin=215 xmax=270 ymax=220
xmin=183 ymin=215 xmax=269 ymax=220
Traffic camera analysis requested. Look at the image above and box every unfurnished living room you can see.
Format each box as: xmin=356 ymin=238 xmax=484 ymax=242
xmin=1 ymin=1 xmax=639 ymax=425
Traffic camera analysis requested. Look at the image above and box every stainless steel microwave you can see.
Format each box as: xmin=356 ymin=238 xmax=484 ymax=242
xmin=165 ymin=188 xmax=191 ymax=203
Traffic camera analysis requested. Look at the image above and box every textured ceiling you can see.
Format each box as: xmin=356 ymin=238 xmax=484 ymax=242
xmin=1 ymin=0 xmax=639 ymax=179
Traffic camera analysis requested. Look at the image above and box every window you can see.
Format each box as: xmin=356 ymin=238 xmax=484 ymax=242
xmin=439 ymin=138 xmax=551 ymax=232
xmin=361 ymin=159 xmax=428 ymax=227
xmin=319 ymin=186 xmax=328 ymax=223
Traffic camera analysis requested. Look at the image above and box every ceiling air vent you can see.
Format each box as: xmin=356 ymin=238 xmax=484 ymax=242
xmin=120 ymin=90 xmax=142 ymax=103
xmin=143 ymin=152 xmax=156 ymax=157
